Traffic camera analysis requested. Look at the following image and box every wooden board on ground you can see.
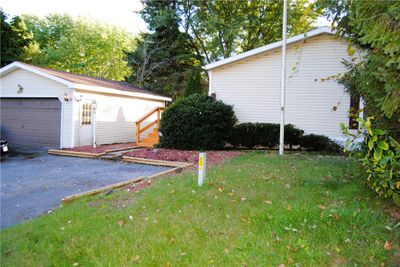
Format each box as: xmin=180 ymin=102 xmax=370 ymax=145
xmin=61 ymin=163 xmax=193 ymax=203
xmin=122 ymin=156 xmax=191 ymax=168
xmin=104 ymin=146 xmax=140 ymax=153
xmin=62 ymin=176 xmax=145 ymax=203
xmin=48 ymin=149 xmax=106 ymax=158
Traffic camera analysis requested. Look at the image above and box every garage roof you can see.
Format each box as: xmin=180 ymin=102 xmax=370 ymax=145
xmin=0 ymin=62 xmax=171 ymax=102
xmin=204 ymin=27 xmax=335 ymax=70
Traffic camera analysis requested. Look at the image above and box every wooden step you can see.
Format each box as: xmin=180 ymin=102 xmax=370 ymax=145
xmin=137 ymin=126 xmax=160 ymax=147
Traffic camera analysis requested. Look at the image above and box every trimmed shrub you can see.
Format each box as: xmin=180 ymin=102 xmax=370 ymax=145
xmin=299 ymin=134 xmax=341 ymax=152
xmin=285 ymin=124 xmax=304 ymax=147
xmin=159 ymin=94 xmax=237 ymax=150
xmin=229 ymin=123 xmax=304 ymax=148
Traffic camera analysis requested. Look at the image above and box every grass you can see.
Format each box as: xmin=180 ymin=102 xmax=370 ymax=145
xmin=1 ymin=152 xmax=399 ymax=266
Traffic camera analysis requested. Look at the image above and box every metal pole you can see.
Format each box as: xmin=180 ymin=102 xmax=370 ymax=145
xmin=279 ymin=0 xmax=287 ymax=156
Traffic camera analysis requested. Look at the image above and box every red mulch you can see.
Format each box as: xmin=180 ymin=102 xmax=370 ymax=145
xmin=65 ymin=142 xmax=137 ymax=154
xmin=125 ymin=148 xmax=242 ymax=166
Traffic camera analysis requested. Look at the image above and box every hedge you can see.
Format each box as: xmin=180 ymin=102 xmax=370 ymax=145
xmin=229 ymin=123 xmax=304 ymax=148
xmin=299 ymin=134 xmax=341 ymax=152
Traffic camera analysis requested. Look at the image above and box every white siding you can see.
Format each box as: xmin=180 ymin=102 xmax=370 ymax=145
xmin=73 ymin=90 xmax=165 ymax=146
xmin=211 ymin=35 xmax=353 ymax=140
xmin=0 ymin=68 xmax=74 ymax=148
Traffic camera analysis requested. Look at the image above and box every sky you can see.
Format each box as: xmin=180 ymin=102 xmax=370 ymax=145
xmin=0 ymin=0 xmax=147 ymax=35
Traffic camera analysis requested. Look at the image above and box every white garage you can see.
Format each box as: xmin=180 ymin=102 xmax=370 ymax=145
xmin=0 ymin=62 xmax=171 ymax=148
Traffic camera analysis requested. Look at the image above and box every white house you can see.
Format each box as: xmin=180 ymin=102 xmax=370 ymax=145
xmin=205 ymin=27 xmax=360 ymax=143
xmin=0 ymin=62 xmax=171 ymax=148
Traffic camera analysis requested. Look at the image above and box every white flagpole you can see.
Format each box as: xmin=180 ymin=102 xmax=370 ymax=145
xmin=279 ymin=0 xmax=287 ymax=156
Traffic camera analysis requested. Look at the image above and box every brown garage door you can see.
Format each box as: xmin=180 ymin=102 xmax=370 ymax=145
xmin=0 ymin=98 xmax=61 ymax=147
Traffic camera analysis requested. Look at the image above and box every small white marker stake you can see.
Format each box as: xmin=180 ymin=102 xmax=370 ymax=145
xmin=198 ymin=152 xmax=206 ymax=187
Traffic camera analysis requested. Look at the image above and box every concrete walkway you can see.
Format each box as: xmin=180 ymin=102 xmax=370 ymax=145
xmin=0 ymin=151 xmax=169 ymax=228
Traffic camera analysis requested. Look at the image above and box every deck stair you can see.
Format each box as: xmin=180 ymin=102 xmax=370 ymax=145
xmin=135 ymin=107 xmax=165 ymax=148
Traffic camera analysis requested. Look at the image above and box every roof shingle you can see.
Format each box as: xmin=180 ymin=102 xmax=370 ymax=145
xmin=19 ymin=62 xmax=166 ymax=99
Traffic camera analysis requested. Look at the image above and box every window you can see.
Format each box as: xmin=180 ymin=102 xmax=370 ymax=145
xmin=349 ymin=95 xmax=360 ymax=129
xmin=81 ymin=103 xmax=92 ymax=125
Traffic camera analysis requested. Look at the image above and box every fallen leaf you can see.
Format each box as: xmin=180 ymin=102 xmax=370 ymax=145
xmin=265 ymin=200 xmax=272 ymax=205
xmin=241 ymin=197 xmax=246 ymax=201
xmin=133 ymin=255 xmax=140 ymax=262
xmin=73 ymin=263 xmax=79 ymax=267
xmin=287 ymin=205 xmax=292 ymax=211
xmin=218 ymin=186 xmax=224 ymax=192
xmin=118 ymin=220 xmax=125 ymax=226
xmin=318 ymin=204 xmax=326 ymax=210
xmin=287 ymin=257 xmax=294 ymax=264
xmin=384 ymin=241 xmax=391 ymax=250
xmin=278 ymin=264 xmax=286 ymax=267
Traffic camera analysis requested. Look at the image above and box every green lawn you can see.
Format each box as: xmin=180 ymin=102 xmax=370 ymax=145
xmin=1 ymin=152 xmax=399 ymax=266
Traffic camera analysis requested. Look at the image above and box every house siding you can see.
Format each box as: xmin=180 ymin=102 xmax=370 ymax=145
xmin=210 ymin=34 xmax=353 ymax=140
xmin=0 ymin=68 xmax=74 ymax=148
xmin=73 ymin=90 xmax=165 ymax=146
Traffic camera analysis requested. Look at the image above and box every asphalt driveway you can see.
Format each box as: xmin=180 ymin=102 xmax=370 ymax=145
xmin=0 ymin=148 xmax=169 ymax=228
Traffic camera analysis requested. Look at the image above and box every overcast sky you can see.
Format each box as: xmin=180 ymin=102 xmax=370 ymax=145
xmin=0 ymin=0 xmax=147 ymax=35
xmin=1 ymin=0 xmax=330 ymax=36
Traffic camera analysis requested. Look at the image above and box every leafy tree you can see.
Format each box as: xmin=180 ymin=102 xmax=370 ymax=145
xmin=126 ymin=0 xmax=201 ymax=97
xmin=0 ymin=10 xmax=31 ymax=67
xmin=318 ymin=0 xmax=400 ymax=138
xmin=179 ymin=0 xmax=321 ymax=63
xmin=21 ymin=14 xmax=134 ymax=81
xmin=320 ymin=0 xmax=400 ymax=204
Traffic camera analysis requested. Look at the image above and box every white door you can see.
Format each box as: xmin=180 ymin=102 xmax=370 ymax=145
xmin=79 ymin=102 xmax=93 ymax=146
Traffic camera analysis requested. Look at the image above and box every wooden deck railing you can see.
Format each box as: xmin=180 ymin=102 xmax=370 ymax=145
xmin=135 ymin=106 xmax=165 ymax=144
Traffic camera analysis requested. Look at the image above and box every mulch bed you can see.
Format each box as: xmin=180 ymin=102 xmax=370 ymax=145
xmin=64 ymin=142 xmax=137 ymax=154
xmin=125 ymin=148 xmax=242 ymax=166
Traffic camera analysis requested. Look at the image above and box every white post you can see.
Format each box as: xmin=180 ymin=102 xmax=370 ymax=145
xmin=279 ymin=0 xmax=287 ymax=156
xmin=198 ymin=152 xmax=206 ymax=187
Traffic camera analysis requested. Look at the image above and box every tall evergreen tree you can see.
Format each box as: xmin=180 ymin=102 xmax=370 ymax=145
xmin=126 ymin=0 xmax=201 ymax=97
xmin=184 ymin=68 xmax=204 ymax=97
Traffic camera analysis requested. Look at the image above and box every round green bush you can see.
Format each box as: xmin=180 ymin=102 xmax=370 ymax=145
xmin=159 ymin=94 xmax=237 ymax=150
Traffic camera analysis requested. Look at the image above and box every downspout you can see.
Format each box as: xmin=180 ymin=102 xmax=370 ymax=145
xmin=91 ymin=100 xmax=97 ymax=148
